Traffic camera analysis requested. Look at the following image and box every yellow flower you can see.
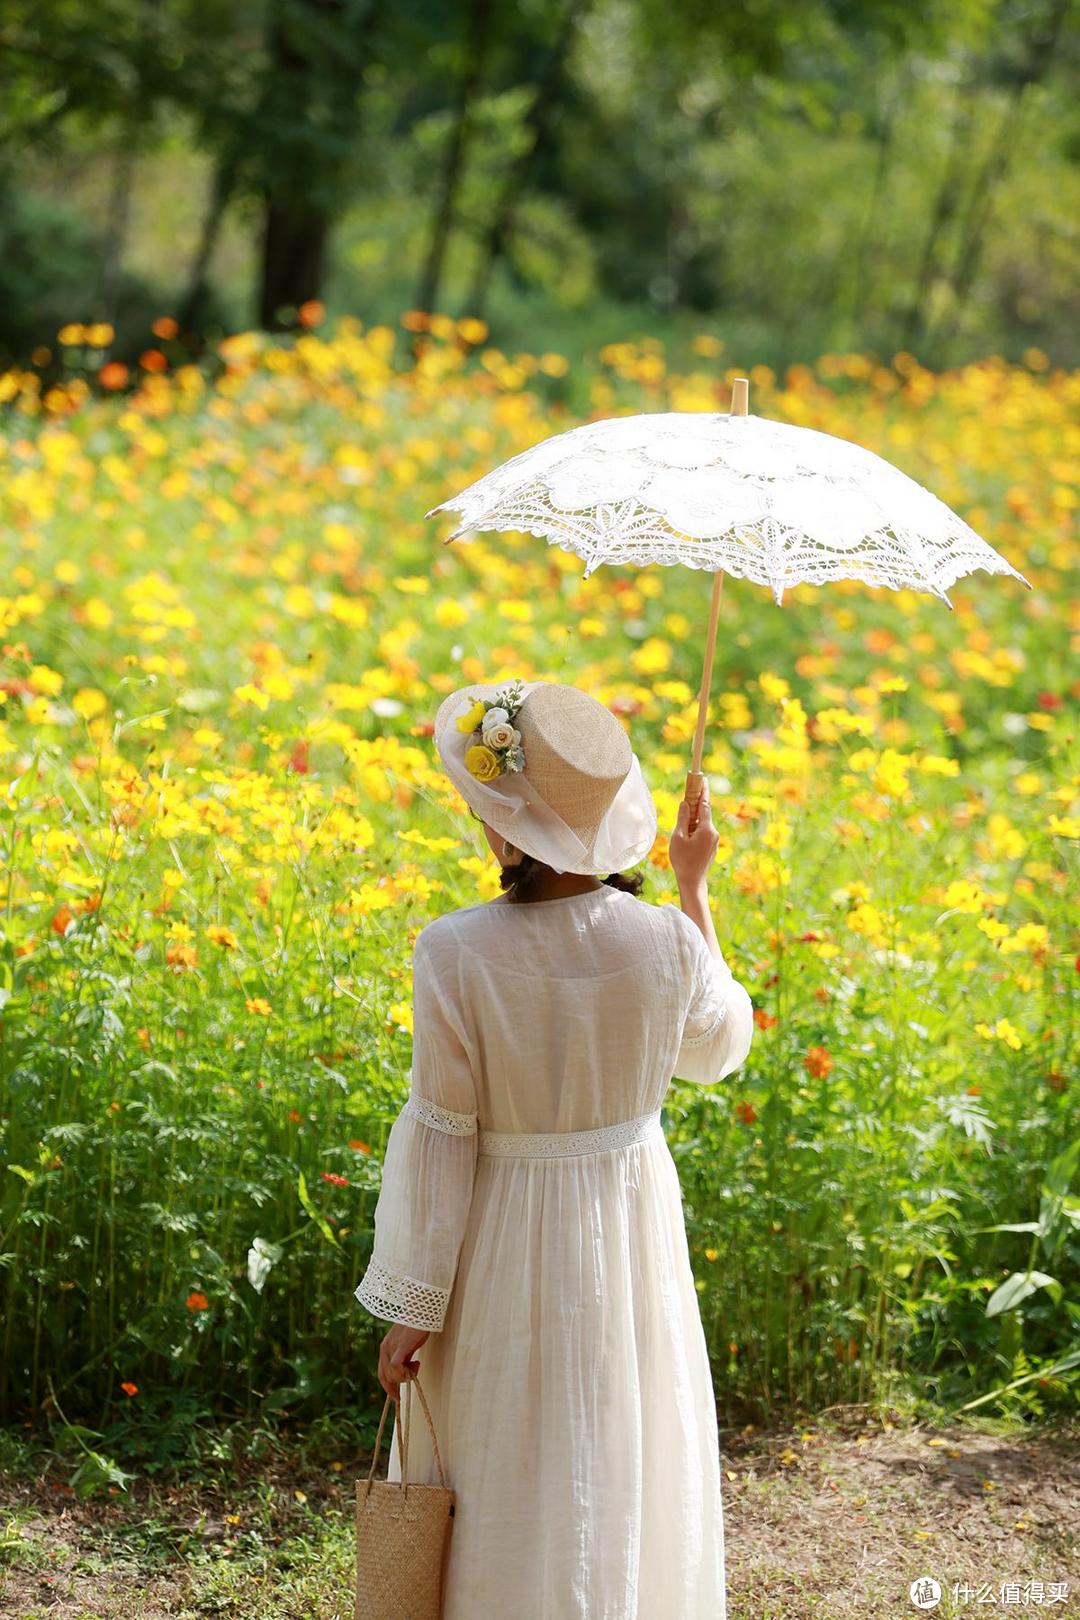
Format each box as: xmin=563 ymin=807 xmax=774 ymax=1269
xmin=388 ymin=1001 xmax=414 ymax=1035
xmin=974 ymin=1017 xmax=1024 ymax=1050
xmin=465 ymin=743 xmax=500 ymax=782
xmin=455 ymin=698 xmax=486 ymax=734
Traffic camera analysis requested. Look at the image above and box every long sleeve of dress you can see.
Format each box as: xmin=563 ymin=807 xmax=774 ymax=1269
xmin=354 ymin=926 xmax=479 ymax=1332
xmin=670 ymin=906 xmax=755 ymax=1087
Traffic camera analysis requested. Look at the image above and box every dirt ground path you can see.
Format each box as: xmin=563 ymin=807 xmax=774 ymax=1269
xmin=2 ymin=1415 xmax=1077 ymax=1619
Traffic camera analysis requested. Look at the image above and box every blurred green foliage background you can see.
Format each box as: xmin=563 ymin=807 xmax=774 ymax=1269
xmin=1 ymin=0 xmax=1078 ymax=371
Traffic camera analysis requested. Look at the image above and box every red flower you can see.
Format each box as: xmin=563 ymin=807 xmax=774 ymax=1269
xmin=186 ymin=1291 xmax=209 ymax=1312
xmin=120 ymin=1381 xmax=139 ymax=1397
xmin=321 ymin=1171 xmax=350 ymax=1188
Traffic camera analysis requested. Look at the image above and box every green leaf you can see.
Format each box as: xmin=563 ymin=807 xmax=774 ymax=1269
xmin=297 ymin=1171 xmax=339 ymax=1249
xmin=6 ymin=1164 xmax=35 ymax=1184
xmin=69 ymin=1449 xmax=134 ymax=1499
xmin=986 ymin=1270 xmax=1060 ymax=1318
xmin=1045 ymin=1138 xmax=1080 ymax=1198
xmin=4 ymin=755 xmax=42 ymax=805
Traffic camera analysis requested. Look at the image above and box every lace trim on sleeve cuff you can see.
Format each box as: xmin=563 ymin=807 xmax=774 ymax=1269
xmin=403 ymin=1094 xmax=478 ymax=1135
xmin=354 ymin=1258 xmax=450 ymax=1332
xmin=680 ymin=1000 xmax=729 ymax=1048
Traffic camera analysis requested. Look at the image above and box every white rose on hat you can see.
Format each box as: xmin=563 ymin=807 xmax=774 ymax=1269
xmin=484 ymin=721 xmax=521 ymax=751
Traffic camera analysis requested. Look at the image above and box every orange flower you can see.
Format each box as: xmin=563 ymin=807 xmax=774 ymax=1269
xmin=186 ymin=1291 xmax=209 ymax=1312
xmin=349 ymin=1140 xmax=371 ymax=1154
xmin=151 ymin=316 xmax=179 ymax=339
xmin=804 ymin=1045 xmax=832 ymax=1078
xmin=51 ymin=905 xmax=73 ymax=936
xmin=98 ymin=361 xmax=129 ymax=390
xmin=138 ymin=348 xmax=168 ymax=373
xmin=753 ymin=1007 xmax=778 ymax=1030
xmin=298 ymin=299 xmax=325 ymax=328
xmin=120 ymin=1381 xmax=139 ymax=1397
xmin=735 ymin=1099 xmax=758 ymax=1125
xmin=401 ymin=310 xmax=429 ymax=331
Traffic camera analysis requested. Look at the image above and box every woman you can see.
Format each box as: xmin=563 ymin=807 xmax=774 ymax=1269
xmin=354 ymin=678 xmax=754 ymax=1619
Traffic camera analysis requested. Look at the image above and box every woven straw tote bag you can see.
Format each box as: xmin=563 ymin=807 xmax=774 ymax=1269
xmin=355 ymin=1372 xmax=456 ymax=1620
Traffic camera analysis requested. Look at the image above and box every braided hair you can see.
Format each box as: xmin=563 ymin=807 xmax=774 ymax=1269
xmin=468 ymin=809 xmax=645 ymax=903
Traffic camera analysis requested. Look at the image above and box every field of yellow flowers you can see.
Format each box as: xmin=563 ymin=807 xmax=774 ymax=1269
xmin=1 ymin=315 xmax=1077 ymax=1448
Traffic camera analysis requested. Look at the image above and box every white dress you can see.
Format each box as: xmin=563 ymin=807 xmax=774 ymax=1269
xmin=354 ymin=882 xmax=755 ymax=1620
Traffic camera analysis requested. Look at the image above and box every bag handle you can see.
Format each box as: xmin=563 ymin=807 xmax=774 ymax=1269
xmin=362 ymin=1372 xmax=449 ymax=1499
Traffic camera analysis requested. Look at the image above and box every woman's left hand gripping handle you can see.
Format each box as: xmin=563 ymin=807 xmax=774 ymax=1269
xmin=379 ymin=1324 xmax=430 ymax=1402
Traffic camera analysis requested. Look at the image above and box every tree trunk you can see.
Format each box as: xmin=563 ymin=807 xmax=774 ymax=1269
xmin=934 ymin=0 xmax=1069 ymax=355
xmin=463 ymin=0 xmax=581 ymax=322
xmin=255 ymin=0 xmax=380 ymax=330
xmin=416 ymin=0 xmax=495 ymax=321
xmin=259 ymin=195 xmax=331 ymax=329
xmin=899 ymin=73 xmax=974 ymax=355
xmin=97 ymin=122 xmax=138 ymax=329
xmin=847 ymin=64 xmax=907 ymax=332
xmin=178 ymin=151 xmax=237 ymax=336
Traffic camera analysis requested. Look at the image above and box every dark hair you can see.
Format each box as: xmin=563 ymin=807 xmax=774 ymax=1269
xmin=468 ymin=809 xmax=646 ymax=903
xmin=499 ymin=851 xmax=645 ymax=902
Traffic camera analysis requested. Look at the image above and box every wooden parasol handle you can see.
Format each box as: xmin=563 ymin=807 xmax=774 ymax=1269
xmin=685 ymin=376 xmax=748 ymax=834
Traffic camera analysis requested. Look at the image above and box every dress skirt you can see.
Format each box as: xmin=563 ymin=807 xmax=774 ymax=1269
xmin=384 ymin=1111 xmax=726 ymax=1620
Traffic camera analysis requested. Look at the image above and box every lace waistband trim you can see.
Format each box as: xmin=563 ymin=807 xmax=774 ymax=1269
xmin=477 ymin=1109 xmax=664 ymax=1159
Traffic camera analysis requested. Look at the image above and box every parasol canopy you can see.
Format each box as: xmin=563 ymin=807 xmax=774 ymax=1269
xmin=425 ymin=379 xmax=1033 ymax=831
xmin=426 ymin=392 xmax=1032 ymax=612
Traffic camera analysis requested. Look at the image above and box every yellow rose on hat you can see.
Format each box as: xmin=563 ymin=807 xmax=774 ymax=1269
xmin=464 ymin=743 xmax=500 ymax=782
xmin=456 ymin=698 xmax=487 ymax=734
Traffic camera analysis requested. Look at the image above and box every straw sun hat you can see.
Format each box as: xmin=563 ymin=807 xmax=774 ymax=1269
xmin=433 ymin=680 xmax=658 ymax=877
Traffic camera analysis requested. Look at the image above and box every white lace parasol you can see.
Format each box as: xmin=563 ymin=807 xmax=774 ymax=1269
xmin=425 ymin=398 xmax=1032 ymax=612
xmin=425 ymin=379 xmax=1032 ymax=829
